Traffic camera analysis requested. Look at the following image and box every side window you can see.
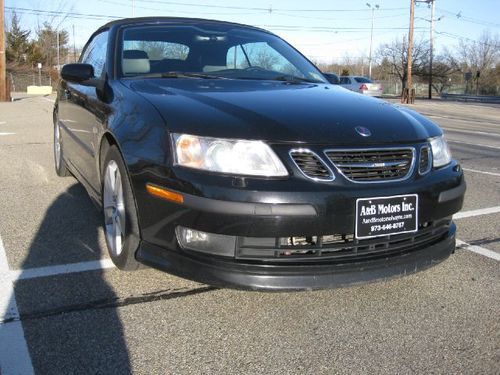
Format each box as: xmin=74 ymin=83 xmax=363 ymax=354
xmin=340 ymin=77 xmax=350 ymax=84
xmin=80 ymin=31 xmax=109 ymax=78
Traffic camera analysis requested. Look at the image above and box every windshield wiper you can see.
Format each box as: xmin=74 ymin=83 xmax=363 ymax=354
xmin=125 ymin=72 xmax=227 ymax=80
xmin=273 ymin=75 xmax=320 ymax=84
xmin=160 ymin=72 xmax=226 ymax=79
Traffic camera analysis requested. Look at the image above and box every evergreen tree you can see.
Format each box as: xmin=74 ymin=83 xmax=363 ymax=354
xmin=6 ymin=12 xmax=31 ymax=65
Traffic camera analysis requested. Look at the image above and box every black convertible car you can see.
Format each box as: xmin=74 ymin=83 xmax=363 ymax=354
xmin=54 ymin=17 xmax=465 ymax=290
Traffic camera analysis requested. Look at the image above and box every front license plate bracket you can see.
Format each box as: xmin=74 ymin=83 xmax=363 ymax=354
xmin=355 ymin=194 xmax=418 ymax=239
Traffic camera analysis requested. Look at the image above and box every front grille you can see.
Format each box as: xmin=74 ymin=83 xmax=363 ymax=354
xmin=290 ymin=149 xmax=333 ymax=180
xmin=236 ymin=220 xmax=451 ymax=263
xmin=326 ymin=148 xmax=414 ymax=182
xmin=419 ymin=146 xmax=431 ymax=174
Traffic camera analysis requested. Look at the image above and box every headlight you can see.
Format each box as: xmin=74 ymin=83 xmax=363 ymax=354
xmin=430 ymin=136 xmax=452 ymax=168
xmin=172 ymin=133 xmax=288 ymax=177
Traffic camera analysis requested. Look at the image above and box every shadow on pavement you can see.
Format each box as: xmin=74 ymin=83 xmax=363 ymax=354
xmin=12 ymin=183 xmax=132 ymax=373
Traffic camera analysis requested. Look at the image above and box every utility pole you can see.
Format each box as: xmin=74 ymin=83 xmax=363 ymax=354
xmin=0 ymin=0 xmax=7 ymax=101
xmin=366 ymin=3 xmax=379 ymax=79
xmin=56 ymin=30 xmax=60 ymax=70
xmin=402 ymin=0 xmax=415 ymax=104
xmin=73 ymin=24 xmax=76 ymax=62
xmin=428 ymin=0 xmax=435 ymax=99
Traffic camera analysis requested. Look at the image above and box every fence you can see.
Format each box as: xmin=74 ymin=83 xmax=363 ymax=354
xmin=7 ymin=70 xmax=59 ymax=93
xmin=379 ymin=81 xmax=500 ymax=98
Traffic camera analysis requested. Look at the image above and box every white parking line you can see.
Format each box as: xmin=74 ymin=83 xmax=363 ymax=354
xmin=0 ymin=133 xmax=15 ymax=136
xmin=448 ymin=139 xmax=500 ymax=150
xmin=0 ymin=121 xmax=6 ymax=125
xmin=7 ymin=258 xmax=115 ymax=282
xmin=456 ymin=239 xmax=500 ymax=261
xmin=0 ymin=236 xmax=35 ymax=374
xmin=462 ymin=168 xmax=500 ymax=177
xmin=442 ymin=127 xmax=500 ymax=138
xmin=454 ymin=206 xmax=500 ymax=220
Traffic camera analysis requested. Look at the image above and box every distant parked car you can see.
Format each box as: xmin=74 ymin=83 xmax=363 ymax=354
xmin=323 ymin=72 xmax=339 ymax=84
xmin=339 ymin=76 xmax=383 ymax=97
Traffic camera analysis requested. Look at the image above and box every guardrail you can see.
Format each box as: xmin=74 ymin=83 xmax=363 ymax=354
xmin=441 ymin=93 xmax=500 ymax=104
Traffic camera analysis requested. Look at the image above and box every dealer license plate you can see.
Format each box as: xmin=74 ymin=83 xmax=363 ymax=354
xmin=355 ymin=194 xmax=418 ymax=239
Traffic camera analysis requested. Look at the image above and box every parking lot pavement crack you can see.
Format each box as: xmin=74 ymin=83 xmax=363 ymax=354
xmin=1 ymin=286 xmax=218 ymax=324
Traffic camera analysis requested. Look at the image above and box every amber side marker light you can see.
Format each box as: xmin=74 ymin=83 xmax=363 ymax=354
xmin=146 ymin=183 xmax=184 ymax=204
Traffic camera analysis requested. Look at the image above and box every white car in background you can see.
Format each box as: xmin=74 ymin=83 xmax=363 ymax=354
xmin=339 ymin=76 xmax=383 ymax=97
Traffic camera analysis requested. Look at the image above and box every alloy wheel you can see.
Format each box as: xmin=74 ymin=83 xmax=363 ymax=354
xmin=54 ymin=122 xmax=61 ymax=170
xmin=103 ymin=160 xmax=126 ymax=256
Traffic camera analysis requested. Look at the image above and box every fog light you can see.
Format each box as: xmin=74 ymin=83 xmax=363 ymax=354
xmin=175 ymin=226 xmax=236 ymax=257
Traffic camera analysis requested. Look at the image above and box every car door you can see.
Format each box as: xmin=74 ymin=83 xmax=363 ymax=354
xmin=58 ymin=30 xmax=109 ymax=192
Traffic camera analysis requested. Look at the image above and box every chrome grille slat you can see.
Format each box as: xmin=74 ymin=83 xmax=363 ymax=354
xmin=325 ymin=147 xmax=415 ymax=182
xmin=289 ymin=149 xmax=334 ymax=181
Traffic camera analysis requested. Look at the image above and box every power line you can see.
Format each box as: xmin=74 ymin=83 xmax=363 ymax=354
xmin=131 ymin=0 xmax=407 ymax=13
xmin=435 ymin=30 xmax=500 ymax=48
xmin=255 ymin=25 xmax=425 ymax=31
xmin=436 ymin=7 xmax=500 ymax=28
xmin=5 ymin=6 xmax=426 ymax=33
xmin=272 ymin=11 xmax=408 ymax=22
xmin=5 ymin=6 xmax=121 ymax=21
xmin=100 ymin=0 xmax=262 ymax=16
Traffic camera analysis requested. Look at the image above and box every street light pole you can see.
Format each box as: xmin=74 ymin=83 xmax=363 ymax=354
xmin=366 ymin=3 xmax=379 ymax=79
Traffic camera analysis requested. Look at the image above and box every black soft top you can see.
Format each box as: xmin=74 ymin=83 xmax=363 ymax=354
xmin=97 ymin=17 xmax=271 ymax=35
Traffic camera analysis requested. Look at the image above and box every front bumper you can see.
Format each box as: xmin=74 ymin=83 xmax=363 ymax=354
xmin=137 ymin=223 xmax=456 ymax=290
xmin=130 ymin=158 xmax=465 ymax=290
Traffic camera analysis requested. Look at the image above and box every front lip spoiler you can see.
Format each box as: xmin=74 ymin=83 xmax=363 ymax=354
xmin=136 ymin=224 xmax=456 ymax=291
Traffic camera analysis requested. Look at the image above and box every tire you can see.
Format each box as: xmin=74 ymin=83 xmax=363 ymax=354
xmin=102 ymin=145 xmax=141 ymax=271
xmin=54 ymin=117 xmax=71 ymax=177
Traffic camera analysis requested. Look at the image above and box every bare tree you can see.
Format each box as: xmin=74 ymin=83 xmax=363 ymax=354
xmin=36 ymin=23 xmax=70 ymax=69
xmin=444 ymin=31 xmax=500 ymax=95
xmin=376 ymin=36 xmax=430 ymax=93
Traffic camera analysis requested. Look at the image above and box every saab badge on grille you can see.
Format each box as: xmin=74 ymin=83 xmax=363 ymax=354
xmin=355 ymin=126 xmax=371 ymax=137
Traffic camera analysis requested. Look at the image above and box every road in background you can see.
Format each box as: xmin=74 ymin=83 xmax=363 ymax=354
xmin=0 ymin=97 xmax=498 ymax=374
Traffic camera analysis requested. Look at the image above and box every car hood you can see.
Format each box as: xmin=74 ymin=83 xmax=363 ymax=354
xmin=123 ymin=79 xmax=442 ymax=145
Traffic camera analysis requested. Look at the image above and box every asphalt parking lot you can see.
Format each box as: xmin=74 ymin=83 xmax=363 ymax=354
xmin=0 ymin=95 xmax=498 ymax=374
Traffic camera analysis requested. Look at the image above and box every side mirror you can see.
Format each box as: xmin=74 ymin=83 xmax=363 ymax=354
xmin=61 ymin=63 xmax=95 ymax=83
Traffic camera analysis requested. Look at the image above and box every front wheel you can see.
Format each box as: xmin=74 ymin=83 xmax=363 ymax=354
xmin=102 ymin=146 xmax=141 ymax=271
xmin=53 ymin=118 xmax=71 ymax=177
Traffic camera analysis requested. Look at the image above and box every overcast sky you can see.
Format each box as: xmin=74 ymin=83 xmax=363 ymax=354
xmin=6 ymin=0 xmax=500 ymax=63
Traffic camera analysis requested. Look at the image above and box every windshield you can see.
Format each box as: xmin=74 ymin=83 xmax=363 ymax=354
xmin=119 ymin=24 xmax=326 ymax=83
